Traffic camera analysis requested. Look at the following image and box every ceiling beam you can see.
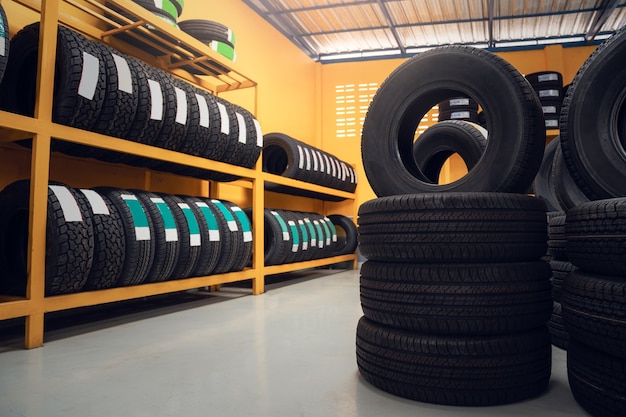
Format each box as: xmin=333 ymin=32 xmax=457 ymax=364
xmin=375 ymin=0 xmax=406 ymax=54
xmin=585 ymin=0 xmax=620 ymax=42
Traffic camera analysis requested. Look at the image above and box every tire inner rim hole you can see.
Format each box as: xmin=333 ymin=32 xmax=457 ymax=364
xmin=615 ymin=90 xmax=626 ymax=154
xmin=262 ymin=145 xmax=289 ymax=175
xmin=5 ymin=209 xmax=29 ymax=278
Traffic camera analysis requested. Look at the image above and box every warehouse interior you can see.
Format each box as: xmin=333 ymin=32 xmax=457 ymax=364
xmin=0 ymin=0 xmax=625 ymax=416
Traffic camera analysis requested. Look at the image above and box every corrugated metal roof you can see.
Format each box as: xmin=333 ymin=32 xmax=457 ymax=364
xmin=241 ymin=0 xmax=626 ymax=61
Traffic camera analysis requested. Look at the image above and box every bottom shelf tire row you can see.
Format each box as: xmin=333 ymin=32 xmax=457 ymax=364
xmin=0 ymin=180 xmax=358 ymax=296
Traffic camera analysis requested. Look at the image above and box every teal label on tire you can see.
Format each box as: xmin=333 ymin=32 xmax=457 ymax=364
xmin=320 ymin=219 xmax=332 ymax=246
xmin=151 ymin=197 xmax=178 ymax=242
xmin=304 ymin=218 xmax=316 ymax=247
xmin=287 ymin=220 xmax=299 ymax=252
xmin=313 ymin=220 xmax=324 ymax=248
xmin=211 ymin=200 xmax=238 ymax=232
xmin=298 ymin=220 xmax=309 ymax=251
xmin=122 ymin=194 xmax=150 ymax=241
xmin=178 ymin=203 xmax=201 ymax=246
xmin=324 ymin=217 xmax=338 ymax=243
xmin=271 ymin=211 xmax=290 ymax=241
xmin=230 ymin=206 xmax=252 ymax=242
xmin=195 ymin=202 xmax=220 ymax=242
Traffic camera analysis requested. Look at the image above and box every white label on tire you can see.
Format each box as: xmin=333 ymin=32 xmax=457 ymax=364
xmin=148 ymin=80 xmax=164 ymax=121
xmin=304 ymin=147 xmax=312 ymax=171
xmin=253 ymin=119 xmax=263 ymax=147
xmin=316 ymin=151 xmax=325 ymax=172
xmin=450 ymin=111 xmax=470 ymax=119
xmin=538 ymin=73 xmax=559 ymax=82
xmin=449 ymin=98 xmax=469 ymax=106
xmin=545 ymin=119 xmax=559 ymax=128
xmin=297 ymin=145 xmax=304 ymax=169
xmin=174 ymin=87 xmax=188 ymax=125
xmin=236 ymin=113 xmax=246 ymax=144
xmin=49 ymin=185 xmax=82 ymax=222
xmin=340 ymin=162 xmax=347 ymax=181
xmin=78 ymin=52 xmax=100 ymax=101
xmin=0 ymin=38 xmax=5 ymax=56
xmin=330 ymin=158 xmax=337 ymax=177
xmin=196 ymin=94 xmax=210 ymax=128
xmin=112 ymin=54 xmax=133 ymax=94
xmin=312 ymin=149 xmax=319 ymax=171
xmin=217 ymin=102 xmax=230 ymax=135
xmin=154 ymin=0 xmax=163 ymax=8
xmin=542 ymin=105 xmax=558 ymax=114
xmin=80 ymin=189 xmax=110 ymax=215
xmin=539 ymin=89 xmax=560 ymax=98
xmin=323 ymin=154 xmax=331 ymax=175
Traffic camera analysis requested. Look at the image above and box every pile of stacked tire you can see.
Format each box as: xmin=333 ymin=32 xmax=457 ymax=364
xmin=545 ymin=210 xmax=575 ymax=350
xmin=262 ymin=132 xmax=357 ymax=201
xmin=245 ymin=209 xmax=357 ymax=266
xmin=562 ymin=199 xmax=626 ymax=417
xmin=534 ymin=25 xmax=626 ymax=212
xmin=525 ymin=71 xmax=565 ymax=130
xmin=0 ymin=23 xmax=262 ymax=182
xmin=357 ymin=45 xmax=554 ymax=406
xmin=0 ymin=180 xmax=252 ymax=296
xmin=130 ymin=0 xmax=184 ymax=28
xmin=179 ymin=19 xmax=236 ymax=71
xmin=437 ymin=96 xmax=479 ymax=124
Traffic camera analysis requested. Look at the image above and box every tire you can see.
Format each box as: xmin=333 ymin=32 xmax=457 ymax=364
xmin=223 ymin=201 xmax=253 ymax=271
xmin=548 ymin=301 xmax=569 ymax=350
xmin=565 ymin=198 xmax=626 ymax=275
xmin=78 ymin=188 xmax=125 ymax=290
xmin=550 ymin=259 xmax=576 ymax=302
xmin=231 ymin=104 xmax=263 ymax=169
xmin=159 ymin=194 xmax=201 ymax=280
xmin=94 ymin=188 xmax=154 ymax=286
xmin=133 ymin=0 xmax=180 ymax=21
xmin=360 ymin=261 xmax=552 ymax=335
xmin=533 ymin=138 xmax=562 ymax=212
xmin=134 ymin=191 xmax=179 ymax=283
xmin=327 ymin=214 xmax=357 ymax=256
xmin=562 ymin=269 xmax=626 ymax=357
xmin=356 ymin=316 xmax=552 ymax=406
xmin=179 ymin=20 xmax=235 ymax=47
xmin=525 ymin=71 xmax=563 ymax=88
xmin=547 ymin=213 xmax=567 ymax=261
xmin=358 ymin=193 xmax=548 ymax=263
xmin=182 ymin=196 xmax=222 ymax=277
xmin=0 ymin=23 xmax=107 ymax=138
xmin=412 ymin=120 xmax=486 ymax=183
xmin=245 ymin=208 xmax=292 ymax=266
xmin=151 ymin=71 xmax=190 ymax=153
xmin=568 ymin=341 xmax=626 ymax=417
xmin=0 ymin=181 xmax=94 ymax=296
xmin=262 ymin=132 xmax=310 ymax=182
xmin=437 ymin=108 xmax=479 ymax=123
xmin=361 ymin=45 xmax=545 ymax=196
xmin=551 ymin=142 xmax=589 ymax=211
xmin=0 ymin=4 xmax=10 ymax=85
xmin=206 ymin=199 xmax=241 ymax=273
xmin=560 ymin=25 xmax=626 ymax=200
xmin=277 ymin=210 xmax=304 ymax=264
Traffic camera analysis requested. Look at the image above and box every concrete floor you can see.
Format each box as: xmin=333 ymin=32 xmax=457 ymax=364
xmin=0 ymin=269 xmax=588 ymax=417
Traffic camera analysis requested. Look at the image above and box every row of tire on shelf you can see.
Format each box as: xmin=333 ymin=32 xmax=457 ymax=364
xmin=0 ymin=5 xmax=359 ymax=296
xmin=0 ymin=180 xmax=357 ymax=296
xmin=356 ymin=24 xmax=626 ymax=415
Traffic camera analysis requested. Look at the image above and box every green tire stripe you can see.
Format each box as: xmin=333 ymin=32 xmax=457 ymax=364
xmin=178 ymin=203 xmax=201 ymax=246
xmin=271 ymin=211 xmax=290 ymax=241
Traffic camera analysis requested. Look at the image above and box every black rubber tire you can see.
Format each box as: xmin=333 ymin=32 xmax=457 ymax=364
xmin=0 ymin=23 xmax=106 ymax=137
xmin=568 ymin=341 xmax=626 ymax=417
xmin=231 ymin=104 xmax=263 ymax=169
xmin=310 ymin=213 xmax=330 ymax=258
xmin=562 ymin=269 xmax=626 ymax=357
xmin=0 ymin=181 xmax=94 ymax=296
xmin=327 ymin=214 xmax=357 ymax=256
xmin=565 ymin=198 xmax=626 ymax=275
xmin=78 ymin=188 xmax=125 ymax=290
xmin=360 ymin=260 xmax=552 ymax=335
xmin=550 ymin=259 xmax=576 ymax=303
xmin=134 ymin=191 xmax=179 ymax=282
xmin=547 ymin=213 xmax=567 ymax=261
xmin=356 ymin=316 xmax=552 ymax=406
xmin=533 ymin=138 xmax=562 ymax=212
xmin=358 ymin=193 xmax=548 ymax=263
xmin=94 ymin=188 xmax=155 ymax=286
xmin=206 ymin=199 xmax=241 ymax=273
xmin=262 ymin=132 xmax=310 ymax=182
xmin=182 ymin=196 xmax=221 ymax=277
xmin=560 ymin=25 xmax=626 ymax=200
xmin=159 ymin=194 xmax=200 ymax=280
xmin=245 ymin=208 xmax=292 ymax=266
xmin=293 ymin=212 xmax=313 ymax=261
xmin=222 ymin=201 xmax=253 ymax=272
xmin=151 ymin=71 xmax=190 ymax=153
xmin=551 ymin=142 xmax=589 ymax=211
xmin=412 ymin=120 xmax=486 ymax=183
xmin=133 ymin=0 xmax=180 ymax=21
xmin=0 ymin=4 xmax=10 ymax=85
xmin=276 ymin=210 xmax=305 ymax=264
xmin=548 ymin=301 xmax=569 ymax=350
xmin=179 ymin=20 xmax=235 ymax=47
xmin=361 ymin=46 xmax=545 ymax=196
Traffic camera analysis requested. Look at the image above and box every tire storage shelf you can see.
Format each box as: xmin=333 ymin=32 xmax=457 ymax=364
xmin=0 ymin=0 xmax=357 ymax=349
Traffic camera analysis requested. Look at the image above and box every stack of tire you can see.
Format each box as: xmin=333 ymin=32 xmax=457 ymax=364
xmin=0 ymin=23 xmax=262 ymax=182
xmin=131 ymin=0 xmax=184 ymax=28
xmin=179 ymin=19 xmax=236 ymax=66
xmin=525 ymin=71 xmax=564 ymax=130
xmin=0 ymin=180 xmax=252 ymax=296
xmin=562 ymin=198 xmax=626 ymax=417
xmin=245 ymin=209 xmax=357 ymax=266
xmin=546 ymin=211 xmax=575 ymax=350
xmin=262 ymin=132 xmax=357 ymax=201
xmin=358 ymin=45 xmax=553 ymax=406
xmin=437 ymin=96 xmax=479 ymax=124
xmin=356 ymin=193 xmax=552 ymax=406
